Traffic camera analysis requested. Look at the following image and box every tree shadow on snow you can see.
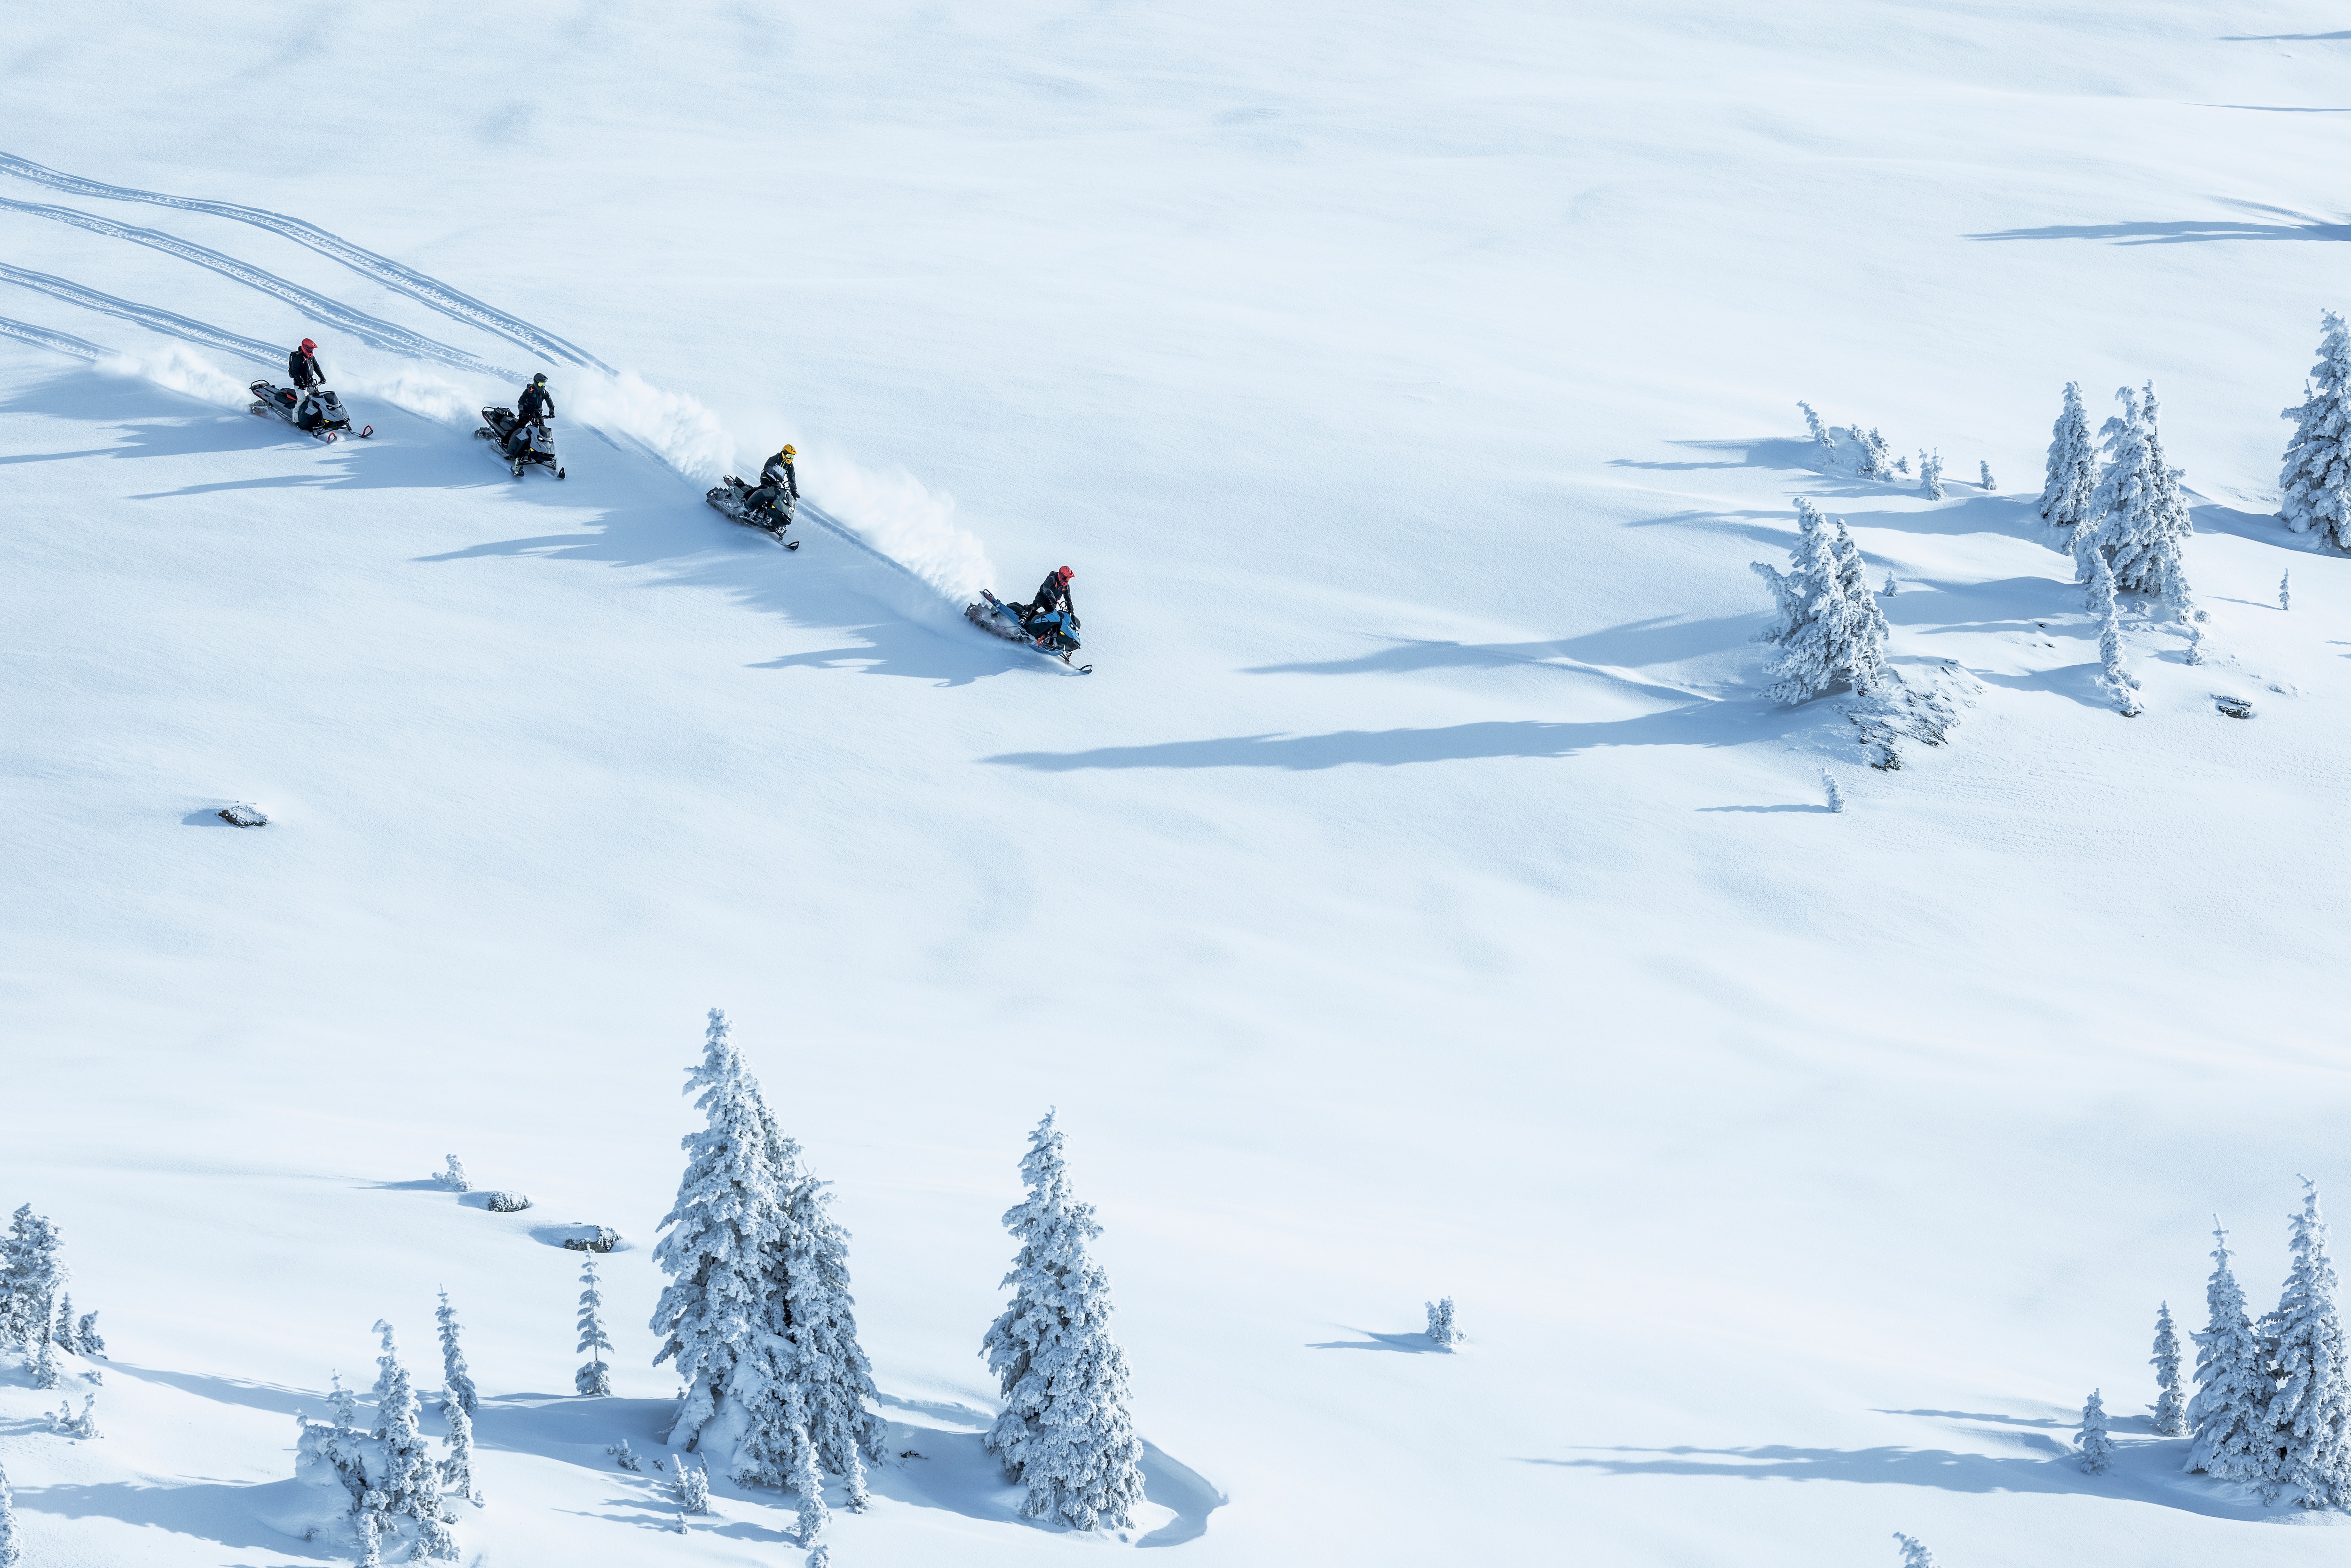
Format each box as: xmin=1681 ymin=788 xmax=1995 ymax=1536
xmin=1528 ymin=1432 xmax=2290 ymax=1521
xmin=109 ymin=1361 xmax=315 ymax=1419
xmin=1307 ymin=1329 xmax=1450 ymax=1353
xmin=982 ymin=701 xmax=1807 ymax=772
xmin=17 ymin=1476 xmax=341 ymax=1559
xmin=1243 ymin=620 xmax=1750 ymax=700
xmin=1968 ymin=204 xmax=2351 ymax=246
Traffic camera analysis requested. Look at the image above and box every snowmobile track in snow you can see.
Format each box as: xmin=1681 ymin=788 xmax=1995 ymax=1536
xmin=0 ymin=196 xmax=517 ymax=380
xmin=0 ymin=151 xmax=609 ymax=374
xmin=0 ymin=314 xmax=109 ymax=361
xmin=0 ymin=262 xmax=280 ymax=368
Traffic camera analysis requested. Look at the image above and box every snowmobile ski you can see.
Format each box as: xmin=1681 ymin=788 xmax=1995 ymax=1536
xmin=249 ymin=380 xmax=371 ymax=442
xmin=706 ymin=477 xmax=799 ymax=548
xmin=474 ymin=406 xmax=564 ymax=478
xmin=969 ymin=590 xmax=1092 ymax=672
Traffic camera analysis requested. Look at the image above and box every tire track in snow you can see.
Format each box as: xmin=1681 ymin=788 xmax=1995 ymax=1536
xmin=0 ymin=151 xmax=609 ymax=373
xmin=0 ymin=314 xmax=109 ymax=361
xmin=0 ymin=264 xmax=277 ymax=367
xmin=0 ymin=197 xmax=518 ymax=381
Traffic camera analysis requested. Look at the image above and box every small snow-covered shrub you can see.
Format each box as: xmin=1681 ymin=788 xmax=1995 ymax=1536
xmin=2217 ymin=695 xmax=2255 ymax=720
xmin=1848 ymin=662 xmax=1980 ymax=771
xmin=1798 ymin=401 xmax=1836 ymax=454
xmin=482 ymin=1192 xmax=531 ymax=1213
xmin=1855 ymin=426 xmax=1896 ymax=481
xmin=560 ymin=1226 xmax=621 ymax=1252
xmin=1919 ymin=449 xmax=1944 ymax=500
xmin=218 ymin=802 xmax=268 ymax=827
xmin=32 ymin=1335 xmax=59 ymax=1390
xmin=1751 ymin=500 xmax=1889 ymax=705
xmin=435 ymin=1157 xmax=469 ymax=1193
xmin=0 ymin=1455 xmax=20 ymax=1568
xmin=2088 ymin=554 xmax=2141 ymax=717
xmin=49 ymin=1394 xmax=98 ymax=1438
xmin=672 ymin=1454 xmax=710 ymax=1514
xmin=1425 ymin=1297 xmax=1460 ymax=1345
xmin=1893 ymin=1533 xmax=1935 ymax=1568
xmin=1821 ymin=770 xmax=1845 ymax=814
xmin=2281 ymin=569 xmax=2292 ymax=611
xmin=606 ymin=1438 xmax=641 ymax=1472
xmin=1980 ymin=460 xmax=1996 ymax=490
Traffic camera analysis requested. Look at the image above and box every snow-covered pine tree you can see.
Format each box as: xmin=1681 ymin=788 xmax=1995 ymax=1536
xmin=356 ymin=1510 xmax=383 ymax=1568
xmin=1980 ymin=460 xmax=1996 ymax=490
xmin=2152 ymin=1301 xmax=2187 ymax=1437
xmin=1751 ymin=501 xmax=1888 ymax=705
xmin=1920 ymin=449 xmax=1944 ymax=500
xmin=651 ymin=1009 xmax=788 ymax=1451
xmin=1821 ymin=769 xmax=1845 ymax=813
xmin=2261 ymin=1177 xmax=2351 ymax=1507
xmin=1892 ymin=1532 xmax=1934 ymax=1567
xmin=980 ymin=1111 xmax=1147 ymax=1532
xmin=671 ymin=1453 xmax=710 ymax=1514
xmin=0 ymin=1206 xmax=63 ymax=1349
xmin=435 ymin=1290 xmax=477 ymax=1419
xmin=780 ymin=1175 xmax=887 ymax=1473
xmin=370 ymin=1322 xmax=441 ymax=1527
xmin=1894 ymin=453 xmax=1910 ymax=475
xmin=606 ymin=1438 xmax=641 ymax=1471
xmin=53 ymin=1293 xmax=74 ymax=1351
xmin=1799 ymin=401 xmax=1836 ymax=455
xmin=2077 ymin=1388 xmax=2115 ymax=1473
xmin=1857 ymin=426 xmax=1896 ymax=481
xmin=2279 ymin=309 xmax=2351 ymax=549
xmin=32 ymin=1331 xmax=59 ymax=1391
xmin=793 ymin=1426 xmax=830 ymax=1544
xmin=2088 ymin=552 xmax=2141 ymax=717
xmin=74 ymin=1311 xmax=102 ymax=1358
xmin=1425 ymin=1298 xmax=1459 ymax=1345
xmin=442 ymin=1396 xmax=481 ymax=1505
xmin=576 ymin=1251 xmax=614 ymax=1396
xmin=808 ymin=1547 xmax=830 ymax=1568
xmin=2281 ymin=569 xmax=2293 ymax=611
xmin=436 ymin=1156 xmax=469 ymax=1192
xmin=2075 ymin=383 xmax=2193 ymax=596
xmin=0 ymin=1455 xmax=16 ymax=1568
xmin=2188 ymin=1221 xmax=2272 ymax=1483
xmin=2040 ymin=382 xmax=2098 ymax=527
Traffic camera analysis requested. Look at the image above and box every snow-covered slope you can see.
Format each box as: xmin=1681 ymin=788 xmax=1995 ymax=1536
xmin=6 ymin=3 xmax=2351 ymax=1564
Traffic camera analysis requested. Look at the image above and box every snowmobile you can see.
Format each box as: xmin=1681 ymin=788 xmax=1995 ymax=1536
xmin=473 ymin=406 xmax=564 ymax=479
xmin=248 ymin=380 xmax=370 ymax=442
xmin=706 ymin=476 xmax=799 ymax=550
xmin=966 ymin=590 xmax=1091 ymax=672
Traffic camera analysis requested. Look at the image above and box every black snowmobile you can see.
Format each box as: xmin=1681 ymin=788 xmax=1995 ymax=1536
xmin=248 ymin=380 xmax=370 ymax=442
xmin=705 ymin=476 xmax=799 ymax=549
xmin=967 ymin=590 xmax=1090 ymax=672
xmin=473 ymin=406 xmax=564 ymax=479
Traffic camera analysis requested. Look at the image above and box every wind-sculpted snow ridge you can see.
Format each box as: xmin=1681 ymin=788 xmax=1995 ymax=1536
xmin=0 ymin=150 xmax=611 ymax=373
xmin=0 ymin=262 xmax=279 ymax=367
xmin=0 ymin=313 xmax=108 ymax=361
xmin=0 ymin=196 xmax=519 ymax=381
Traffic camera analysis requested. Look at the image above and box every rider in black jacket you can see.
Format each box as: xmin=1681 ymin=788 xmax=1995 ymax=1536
xmin=1022 ymin=567 xmax=1078 ymax=643
xmin=744 ymin=444 xmax=798 ymax=517
xmin=287 ymin=339 xmax=323 ymax=426
xmin=506 ymin=374 xmax=553 ymax=456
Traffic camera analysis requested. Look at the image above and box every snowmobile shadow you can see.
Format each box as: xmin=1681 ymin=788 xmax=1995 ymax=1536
xmin=868 ymin=1394 xmax=1223 ymax=1545
xmin=1531 ymin=1433 xmax=2289 ymax=1520
xmin=1967 ymin=213 xmax=2351 ymax=246
xmin=985 ymin=702 xmax=1809 ymax=772
xmin=16 ymin=1477 xmax=343 ymax=1560
xmin=1246 ymin=617 xmax=1751 ymax=695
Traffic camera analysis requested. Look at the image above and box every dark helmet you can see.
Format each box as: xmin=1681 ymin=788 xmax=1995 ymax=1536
xmin=1055 ymin=566 xmax=1073 ymax=583
xmin=531 ymin=373 xmax=548 ymax=387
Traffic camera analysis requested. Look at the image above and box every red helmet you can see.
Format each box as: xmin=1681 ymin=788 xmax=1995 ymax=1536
xmin=300 ymin=338 xmax=316 ymax=351
xmin=1056 ymin=566 xmax=1073 ymax=582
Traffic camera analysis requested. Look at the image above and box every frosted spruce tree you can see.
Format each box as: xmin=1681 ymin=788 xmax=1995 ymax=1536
xmin=1799 ymin=401 xmax=1836 ymax=455
xmin=980 ymin=1111 xmax=1147 ymax=1531
xmin=0 ymin=1206 xmax=64 ymax=1348
xmin=1856 ymin=426 xmax=1896 ymax=481
xmin=1752 ymin=500 xmax=1888 ymax=704
xmin=1426 ymin=1298 xmax=1460 ymax=1346
xmin=2075 ymin=383 xmax=2193 ymax=597
xmin=1892 ymin=1532 xmax=1934 ymax=1567
xmin=2040 ymin=382 xmax=2099 ymax=527
xmin=2088 ymin=552 xmax=2141 ymax=717
xmin=32 ymin=1332 xmax=59 ymax=1391
xmin=2279 ymin=309 xmax=2351 ymax=549
xmin=576 ymin=1251 xmax=614 ymax=1396
xmin=2262 ymin=1178 xmax=2351 ymax=1508
xmin=2187 ymin=1221 xmax=2272 ymax=1483
xmin=436 ymin=1290 xmax=477 ymax=1419
xmin=780 ymin=1176 xmax=887 ymax=1476
xmin=2152 ymin=1301 xmax=2187 ymax=1436
xmin=1919 ymin=449 xmax=1944 ymax=500
xmin=2281 ymin=569 xmax=2293 ymax=611
xmin=1980 ymin=460 xmax=1996 ymax=491
xmin=651 ymin=1009 xmax=788 ymax=1451
xmin=53 ymin=1294 xmax=74 ymax=1352
xmin=0 ymin=1454 xmax=17 ymax=1568
xmin=370 ymin=1322 xmax=445 ymax=1531
xmin=442 ymin=1397 xmax=481 ymax=1505
xmin=2077 ymin=1389 xmax=2115 ymax=1474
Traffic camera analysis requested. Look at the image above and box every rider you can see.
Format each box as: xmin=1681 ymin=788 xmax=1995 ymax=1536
xmin=287 ymin=338 xmax=323 ymax=427
xmin=744 ymin=443 xmax=798 ymax=518
xmin=506 ymin=373 xmax=553 ymax=458
xmin=1022 ymin=566 xmax=1078 ymax=642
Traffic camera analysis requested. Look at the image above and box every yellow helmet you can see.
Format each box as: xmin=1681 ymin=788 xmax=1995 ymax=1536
xmin=781 ymin=444 xmax=797 ymax=457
